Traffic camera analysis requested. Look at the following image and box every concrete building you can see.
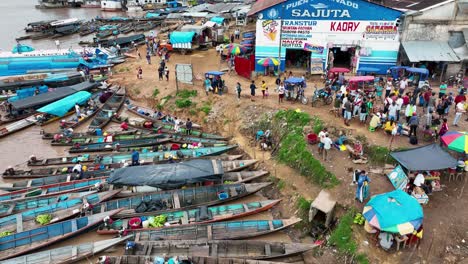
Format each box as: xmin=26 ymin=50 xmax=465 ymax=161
xmin=395 ymin=0 xmax=468 ymax=78
xmin=248 ymin=0 xmax=403 ymax=75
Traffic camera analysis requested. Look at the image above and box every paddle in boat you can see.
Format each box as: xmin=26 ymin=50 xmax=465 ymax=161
xmin=97 ymin=200 xmax=280 ymax=235
xmin=0 ymin=209 xmax=122 ymax=261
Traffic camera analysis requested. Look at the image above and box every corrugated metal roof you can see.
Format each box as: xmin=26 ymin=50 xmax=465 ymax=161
xmin=370 ymin=0 xmax=447 ymax=11
xmin=247 ymin=0 xmax=285 ymax=16
xmin=402 ymin=41 xmax=460 ymax=62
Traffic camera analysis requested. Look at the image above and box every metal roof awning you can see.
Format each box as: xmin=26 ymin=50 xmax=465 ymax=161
xmin=402 ymin=41 xmax=460 ymax=62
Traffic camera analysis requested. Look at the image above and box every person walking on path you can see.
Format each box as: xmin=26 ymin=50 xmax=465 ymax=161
xmin=453 ymin=100 xmax=465 ymax=126
xmin=439 ymin=81 xmax=448 ymax=98
xmin=261 ymin=80 xmax=268 ymax=99
xmin=164 ymin=66 xmax=169 ymax=81
xmin=318 ymin=128 xmax=328 ymax=155
xmin=137 ymin=66 xmax=142 ymax=79
xmin=344 ymin=96 xmax=352 ymax=126
xmin=204 ymin=78 xmax=212 ymax=96
xmin=234 ymin=28 xmax=240 ymax=39
xmin=146 ymin=53 xmax=151 ymax=64
xmin=158 ymin=66 xmax=164 ymax=81
xmin=408 ymin=112 xmax=419 ymax=137
xmin=236 ymin=82 xmax=242 ymax=101
xmin=186 ymin=118 xmax=192 ymax=135
xmin=278 ymin=82 xmax=285 ymax=103
xmin=322 ymin=133 xmax=333 ymax=161
xmin=250 ymin=81 xmax=256 ymax=101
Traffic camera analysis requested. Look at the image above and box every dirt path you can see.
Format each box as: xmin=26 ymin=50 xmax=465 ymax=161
xmin=110 ymin=46 xmax=468 ymax=263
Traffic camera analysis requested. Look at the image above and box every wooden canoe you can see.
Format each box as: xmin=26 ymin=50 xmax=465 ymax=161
xmin=101 ymin=182 xmax=271 ymax=216
xmin=42 ymin=129 xmax=143 ymax=140
xmin=0 ymin=173 xmax=108 ymax=191
xmin=97 ymin=200 xmax=280 ymax=235
xmin=2 ymin=236 xmax=131 ymax=264
xmin=0 ymin=209 xmax=122 ymax=261
xmin=5 ymin=155 xmax=245 ymax=179
xmin=27 ymin=145 xmax=238 ymax=167
xmin=0 ymin=177 xmax=108 ymax=204
xmin=130 ymin=218 xmax=301 ymax=241
xmin=114 ymin=117 xmax=226 ymax=140
xmin=125 ymin=102 xmax=202 ymax=129
xmin=0 ymin=190 xmax=120 ymax=234
xmin=105 ymin=256 xmax=291 ymax=264
xmin=68 ymin=137 xmax=172 ymax=153
xmin=112 ymin=240 xmax=315 ymax=260
xmin=88 ymin=87 xmax=126 ymax=133
xmin=74 ymin=141 xmax=228 ymax=154
xmin=224 ymin=170 xmax=269 ymax=183
xmin=0 ymin=114 xmax=39 ymax=139
xmin=0 ymin=191 xmax=97 ymax=217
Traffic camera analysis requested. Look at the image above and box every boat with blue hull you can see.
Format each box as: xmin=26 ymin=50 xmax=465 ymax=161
xmin=0 ymin=210 xmax=122 ymax=261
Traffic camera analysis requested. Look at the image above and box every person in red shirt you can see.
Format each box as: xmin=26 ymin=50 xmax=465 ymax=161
xmin=454 ymin=92 xmax=466 ymax=105
xmin=423 ymin=89 xmax=432 ymax=108
xmin=120 ymin=122 xmax=129 ymax=131
xmin=403 ymin=92 xmax=410 ymax=106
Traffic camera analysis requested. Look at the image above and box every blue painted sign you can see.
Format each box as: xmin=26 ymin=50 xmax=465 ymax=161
xmin=260 ymin=0 xmax=402 ymax=21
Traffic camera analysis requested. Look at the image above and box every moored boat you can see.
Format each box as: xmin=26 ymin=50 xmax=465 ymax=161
xmin=0 ymin=114 xmax=39 ymax=139
xmin=0 ymin=177 xmax=107 ymax=204
xmin=0 ymin=209 xmax=122 ymax=261
xmin=88 ymin=87 xmax=126 ymax=133
xmin=104 ymin=256 xmax=291 ymax=264
xmin=68 ymin=137 xmax=172 ymax=153
xmin=107 ymin=182 xmax=271 ymax=216
xmin=97 ymin=200 xmax=280 ymax=234
xmin=2 ymin=236 xmax=131 ymax=264
xmin=27 ymin=145 xmax=238 ymax=167
xmin=113 ymin=240 xmax=314 ymax=260
xmin=0 ymin=191 xmax=96 ymax=217
xmin=0 ymin=190 xmax=120 ymax=233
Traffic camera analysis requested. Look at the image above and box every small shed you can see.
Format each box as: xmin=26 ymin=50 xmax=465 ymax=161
xmin=309 ymin=190 xmax=336 ymax=227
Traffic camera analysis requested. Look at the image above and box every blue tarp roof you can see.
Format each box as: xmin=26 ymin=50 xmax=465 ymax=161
xmin=357 ymin=67 xmax=380 ymax=73
xmin=210 ymin=16 xmax=225 ymax=24
xmin=406 ymin=67 xmax=429 ymax=75
xmin=37 ymin=91 xmax=91 ymax=117
xmin=285 ymin=77 xmax=304 ymax=84
xmin=170 ymin=31 xmax=196 ymax=44
xmin=12 ymin=45 xmax=35 ymax=54
xmin=206 ymin=71 xmax=225 ymax=76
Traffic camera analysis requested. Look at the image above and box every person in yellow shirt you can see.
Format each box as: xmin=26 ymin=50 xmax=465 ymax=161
xmin=261 ymin=80 xmax=268 ymax=99
xmin=384 ymin=119 xmax=396 ymax=134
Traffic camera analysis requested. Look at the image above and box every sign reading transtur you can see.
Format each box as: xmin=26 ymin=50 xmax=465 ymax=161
xmin=281 ymin=20 xmax=317 ymax=48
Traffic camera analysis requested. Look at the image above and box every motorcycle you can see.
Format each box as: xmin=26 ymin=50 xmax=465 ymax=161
xmin=311 ymin=85 xmax=333 ymax=107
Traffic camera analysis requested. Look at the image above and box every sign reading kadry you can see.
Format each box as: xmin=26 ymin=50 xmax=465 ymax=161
xmin=281 ymin=20 xmax=317 ymax=48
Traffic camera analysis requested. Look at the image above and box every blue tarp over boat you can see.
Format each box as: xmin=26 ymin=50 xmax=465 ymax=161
xmin=10 ymin=81 xmax=97 ymax=110
xmin=12 ymin=45 xmax=35 ymax=54
xmin=8 ymin=85 xmax=48 ymax=102
xmin=170 ymin=31 xmax=196 ymax=44
xmin=37 ymin=91 xmax=91 ymax=117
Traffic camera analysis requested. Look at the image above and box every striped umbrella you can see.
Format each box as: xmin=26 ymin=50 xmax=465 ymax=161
xmin=225 ymin=43 xmax=247 ymax=55
xmin=363 ymin=190 xmax=423 ymax=235
xmin=257 ymin=57 xmax=280 ymax=67
xmin=441 ymin=131 xmax=468 ymax=153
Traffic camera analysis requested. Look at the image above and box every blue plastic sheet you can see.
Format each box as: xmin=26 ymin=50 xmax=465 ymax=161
xmin=37 ymin=91 xmax=91 ymax=117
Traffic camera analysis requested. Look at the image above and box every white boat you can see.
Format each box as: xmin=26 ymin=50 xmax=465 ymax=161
xmin=50 ymin=18 xmax=81 ymax=27
xmin=125 ymin=0 xmax=143 ymax=12
xmin=101 ymin=0 xmax=122 ymax=11
xmin=36 ymin=0 xmax=68 ymax=8
xmin=81 ymin=0 xmax=101 ymax=7
xmin=0 ymin=48 xmax=96 ymax=58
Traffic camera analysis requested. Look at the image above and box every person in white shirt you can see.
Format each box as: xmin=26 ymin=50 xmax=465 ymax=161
xmin=395 ymin=95 xmax=404 ymax=121
xmin=322 ymin=133 xmax=333 ymax=161
xmin=55 ymin=39 xmax=60 ymax=50
xmin=74 ymin=103 xmax=81 ymax=118
xmin=453 ymin=101 xmax=465 ymax=126
xmin=72 ymin=161 xmax=83 ymax=179
xmin=388 ymin=102 xmax=398 ymax=121
xmin=174 ymin=117 xmax=181 ymax=133
xmin=399 ymin=77 xmax=408 ymax=95
xmin=318 ymin=128 xmax=328 ymax=154
xmin=414 ymin=172 xmax=431 ymax=194
xmin=385 ymin=78 xmax=393 ymax=97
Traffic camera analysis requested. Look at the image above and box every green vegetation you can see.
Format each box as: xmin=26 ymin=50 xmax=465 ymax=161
xmin=367 ymin=145 xmax=395 ymax=165
xmin=199 ymin=103 xmax=212 ymax=115
xmin=177 ymin=89 xmax=197 ymax=99
xmin=274 ymin=110 xmax=339 ymax=188
xmin=329 ymin=210 xmax=369 ymax=264
xmin=189 ymin=109 xmax=197 ymax=116
xmin=277 ymin=179 xmax=286 ymax=190
xmin=152 ymin=88 xmax=160 ymax=98
xmin=175 ymin=99 xmax=193 ymax=108
xmin=296 ymin=196 xmax=311 ymax=215
xmin=155 ymin=104 xmax=164 ymax=111
xmin=312 ymin=116 xmax=324 ymax=134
